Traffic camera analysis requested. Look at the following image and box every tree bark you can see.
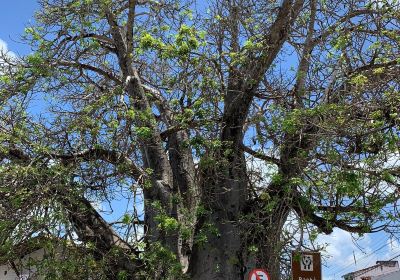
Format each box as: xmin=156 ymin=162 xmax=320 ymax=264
xmin=168 ymin=130 xmax=199 ymax=271
xmin=189 ymin=153 xmax=248 ymax=279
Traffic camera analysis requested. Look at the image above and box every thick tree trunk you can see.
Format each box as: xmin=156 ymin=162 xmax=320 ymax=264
xmin=168 ymin=130 xmax=199 ymax=271
xmin=187 ymin=1 xmax=305 ymax=275
xmin=189 ymin=169 xmax=292 ymax=280
xmin=189 ymin=148 xmax=248 ymax=279
xmin=242 ymin=197 xmax=291 ymax=280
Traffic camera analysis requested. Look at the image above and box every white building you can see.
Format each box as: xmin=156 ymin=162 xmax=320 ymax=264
xmin=372 ymin=270 xmax=400 ymax=280
xmin=0 ymin=247 xmax=44 ymax=280
xmin=342 ymin=261 xmax=400 ymax=280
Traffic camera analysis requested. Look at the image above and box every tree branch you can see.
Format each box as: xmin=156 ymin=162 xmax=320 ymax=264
xmin=293 ymin=0 xmax=316 ymax=107
xmin=57 ymin=60 xmax=122 ymax=83
xmin=240 ymin=143 xmax=280 ymax=165
xmin=126 ymin=0 xmax=137 ymax=55
xmin=51 ymin=148 xmax=145 ymax=182
xmin=249 ymin=0 xmax=305 ymax=85
xmin=311 ymin=9 xmax=380 ymax=47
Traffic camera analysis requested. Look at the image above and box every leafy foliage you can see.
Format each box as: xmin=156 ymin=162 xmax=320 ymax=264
xmin=0 ymin=0 xmax=400 ymax=279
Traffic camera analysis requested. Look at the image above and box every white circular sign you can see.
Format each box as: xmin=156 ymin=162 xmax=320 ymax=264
xmin=248 ymin=269 xmax=270 ymax=280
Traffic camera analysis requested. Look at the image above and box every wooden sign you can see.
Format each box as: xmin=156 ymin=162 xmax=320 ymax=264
xmin=292 ymin=251 xmax=322 ymax=280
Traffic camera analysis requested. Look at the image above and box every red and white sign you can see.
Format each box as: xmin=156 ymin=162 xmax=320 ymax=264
xmin=248 ymin=268 xmax=270 ymax=280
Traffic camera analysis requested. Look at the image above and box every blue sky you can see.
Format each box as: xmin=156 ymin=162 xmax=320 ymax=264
xmin=0 ymin=1 xmax=38 ymax=55
xmin=1 ymin=2 xmax=400 ymax=280
xmin=318 ymin=228 xmax=400 ymax=279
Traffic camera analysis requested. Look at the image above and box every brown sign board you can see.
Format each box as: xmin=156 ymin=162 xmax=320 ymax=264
xmin=291 ymin=251 xmax=322 ymax=280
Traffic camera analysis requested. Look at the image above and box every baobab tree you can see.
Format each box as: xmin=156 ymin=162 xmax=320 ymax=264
xmin=0 ymin=0 xmax=400 ymax=279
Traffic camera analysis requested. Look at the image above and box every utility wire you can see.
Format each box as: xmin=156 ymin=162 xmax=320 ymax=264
xmin=325 ymin=237 xmax=398 ymax=277
xmin=329 ymin=247 xmax=400 ymax=279
xmin=326 ymin=238 xmax=387 ymax=273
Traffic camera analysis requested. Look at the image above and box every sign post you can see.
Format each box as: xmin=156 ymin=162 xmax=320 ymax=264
xmin=291 ymin=251 xmax=322 ymax=280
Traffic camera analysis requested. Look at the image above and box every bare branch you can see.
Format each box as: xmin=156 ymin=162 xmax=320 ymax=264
xmin=240 ymin=143 xmax=280 ymax=166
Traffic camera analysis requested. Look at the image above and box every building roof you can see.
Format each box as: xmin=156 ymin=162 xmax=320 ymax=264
xmin=0 ymin=235 xmax=64 ymax=265
xmin=342 ymin=261 xmax=399 ymax=279
xmin=376 ymin=261 xmax=398 ymax=267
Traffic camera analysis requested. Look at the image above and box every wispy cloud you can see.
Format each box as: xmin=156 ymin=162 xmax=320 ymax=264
xmin=0 ymin=39 xmax=6 ymax=50
xmin=0 ymin=38 xmax=17 ymax=61
xmin=0 ymin=38 xmax=11 ymax=55
xmin=319 ymin=229 xmax=400 ymax=280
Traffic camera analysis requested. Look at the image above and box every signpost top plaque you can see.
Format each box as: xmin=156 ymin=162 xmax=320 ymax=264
xmin=291 ymin=251 xmax=322 ymax=280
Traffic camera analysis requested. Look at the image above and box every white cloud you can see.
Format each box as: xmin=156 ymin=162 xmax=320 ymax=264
xmin=0 ymin=39 xmax=6 ymax=50
xmin=319 ymin=229 xmax=371 ymax=267
xmin=0 ymin=39 xmax=10 ymax=55
xmin=318 ymin=229 xmax=400 ymax=280
xmin=0 ymin=38 xmax=16 ymax=64
xmin=382 ymin=237 xmax=400 ymax=259
xmin=246 ymin=152 xmax=279 ymax=189
xmin=0 ymin=39 xmax=8 ymax=64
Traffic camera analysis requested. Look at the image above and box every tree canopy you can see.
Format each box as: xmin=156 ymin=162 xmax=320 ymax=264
xmin=0 ymin=0 xmax=400 ymax=279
